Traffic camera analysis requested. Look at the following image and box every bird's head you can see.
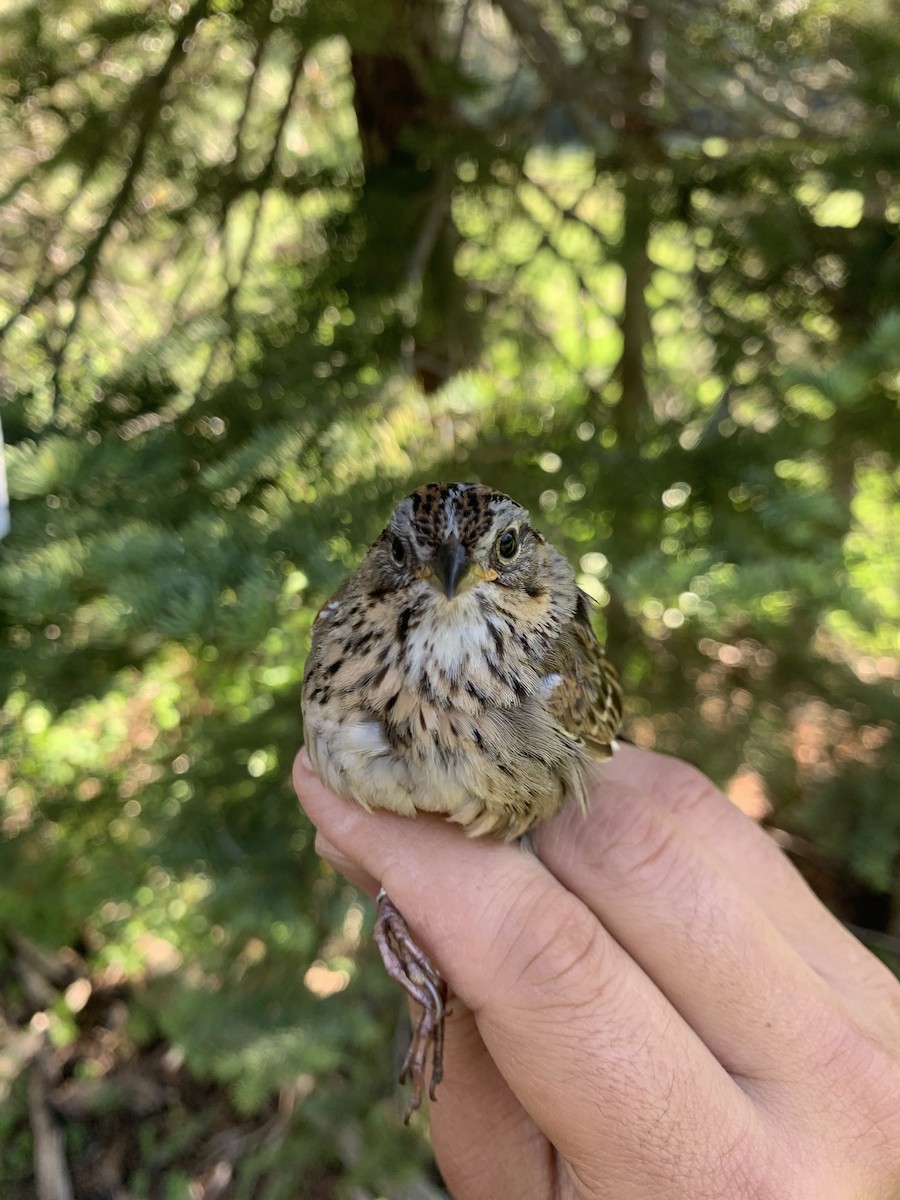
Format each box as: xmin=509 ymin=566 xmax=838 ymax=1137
xmin=368 ymin=482 xmax=548 ymax=602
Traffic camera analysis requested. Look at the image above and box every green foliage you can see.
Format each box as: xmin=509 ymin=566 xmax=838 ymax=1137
xmin=1 ymin=0 xmax=899 ymax=1195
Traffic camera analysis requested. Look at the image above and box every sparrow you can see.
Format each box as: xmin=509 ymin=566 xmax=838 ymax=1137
xmin=301 ymin=482 xmax=623 ymax=1116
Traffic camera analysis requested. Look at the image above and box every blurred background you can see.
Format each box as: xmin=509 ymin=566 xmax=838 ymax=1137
xmin=1 ymin=0 xmax=899 ymax=1196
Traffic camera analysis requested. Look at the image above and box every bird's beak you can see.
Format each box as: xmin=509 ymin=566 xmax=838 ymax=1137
xmin=432 ymin=537 xmax=470 ymax=600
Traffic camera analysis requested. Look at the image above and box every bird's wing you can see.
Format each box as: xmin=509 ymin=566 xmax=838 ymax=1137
xmin=541 ymin=589 xmax=623 ymax=762
xmin=301 ymin=577 xmax=352 ymax=691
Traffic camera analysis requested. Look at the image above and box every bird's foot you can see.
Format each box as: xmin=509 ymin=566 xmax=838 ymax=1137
xmin=373 ymin=888 xmax=448 ymax=1122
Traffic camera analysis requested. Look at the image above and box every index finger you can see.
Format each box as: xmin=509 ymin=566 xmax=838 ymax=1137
xmin=294 ymin=751 xmax=756 ymax=1198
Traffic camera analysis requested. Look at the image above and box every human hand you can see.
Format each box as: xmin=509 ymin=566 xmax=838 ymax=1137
xmin=294 ymin=744 xmax=900 ymax=1200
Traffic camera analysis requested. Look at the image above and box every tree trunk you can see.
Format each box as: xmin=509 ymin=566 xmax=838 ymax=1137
xmin=614 ymin=6 xmax=658 ymax=445
xmin=604 ymin=7 xmax=662 ymax=665
xmin=349 ymin=2 xmax=480 ymax=392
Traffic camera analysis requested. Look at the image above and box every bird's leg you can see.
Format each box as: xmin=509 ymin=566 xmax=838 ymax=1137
xmin=373 ymin=888 xmax=448 ymax=1121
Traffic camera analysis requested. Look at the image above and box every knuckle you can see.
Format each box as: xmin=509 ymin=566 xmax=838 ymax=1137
xmin=590 ymin=794 xmax=693 ymax=895
xmin=656 ymin=758 xmax=724 ymax=819
xmin=829 ymin=1020 xmax=900 ymax=1158
xmin=768 ymin=1008 xmax=900 ymax=1193
xmin=489 ymin=877 xmax=608 ymax=1007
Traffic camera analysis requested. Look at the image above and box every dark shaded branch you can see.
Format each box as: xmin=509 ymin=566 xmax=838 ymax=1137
xmin=223 ymin=11 xmax=276 ymax=329
xmin=67 ymin=1 xmax=208 ymax=311
xmin=402 ymin=160 xmax=455 ymax=295
xmin=0 ymin=22 xmax=160 ymax=214
xmin=29 ymin=1044 xmax=73 ymax=1200
xmin=196 ymin=44 xmax=307 ymax=399
xmin=48 ymin=1 xmax=209 ymax=415
xmin=492 ymin=0 xmax=619 ymax=149
xmin=0 ymin=1 xmax=209 ymax=417
xmin=612 ymin=7 xmax=660 ymax=444
xmin=845 ymin=923 xmax=900 ymax=957
xmin=229 ymin=42 xmax=307 ymax=299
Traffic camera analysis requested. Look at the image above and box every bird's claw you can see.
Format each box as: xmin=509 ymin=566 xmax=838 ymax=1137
xmin=373 ymin=889 xmax=448 ymax=1121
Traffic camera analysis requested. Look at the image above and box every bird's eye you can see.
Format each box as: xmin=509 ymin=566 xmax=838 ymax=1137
xmin=497 ymin=529 xmax=518 ymax=560
xmin=390 ymin=536 xmax=407 ymax=566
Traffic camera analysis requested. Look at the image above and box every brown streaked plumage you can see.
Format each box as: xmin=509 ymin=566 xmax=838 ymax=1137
xmin=301 ymin=482 xmax=623 ymax=1116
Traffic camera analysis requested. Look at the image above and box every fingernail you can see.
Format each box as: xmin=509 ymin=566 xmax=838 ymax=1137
xmin=298 ymin=746 xmax=313 ymax=772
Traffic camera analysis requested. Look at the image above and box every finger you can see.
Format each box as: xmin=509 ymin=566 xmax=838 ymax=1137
xmin=293 ymin=751 xmax=756 ymax=1198
xmin=587 ymin=747 xmax=897 ymax=1016
xmin=537 ymin=771 xmax=848 ymax=1085
xmin=422 ymin=999 xmax=556 ymax=1200
xmin=300 ymin=751 xmax=555 ymax=1193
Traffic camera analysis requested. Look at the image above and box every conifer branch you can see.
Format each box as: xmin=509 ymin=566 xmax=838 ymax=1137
xmin=491 ymin=0 xmax=628 ymax=143
xmin=49 ymin=1 xmax=210 ymax=417
xmin=0 ymin=3 xmax=209 ymax=412
xmin=29 ymin=1045 xmax=73 ymax=1200
xmin=223 ymin=11 xmax=276 ymax=333
xmin=230 ymin=40 xmax=306 ymax=311
xmin=402 ymin=161 xmax=455 ymax=300
xmin=195 ymin=43 xmax=307 ymax=399
xmin=155 ymin=14 xmax=273 ymax=359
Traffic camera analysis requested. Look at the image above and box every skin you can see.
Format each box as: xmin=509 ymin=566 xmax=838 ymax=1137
xmin=294 ymin=743 xmax=900 ymax=1200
